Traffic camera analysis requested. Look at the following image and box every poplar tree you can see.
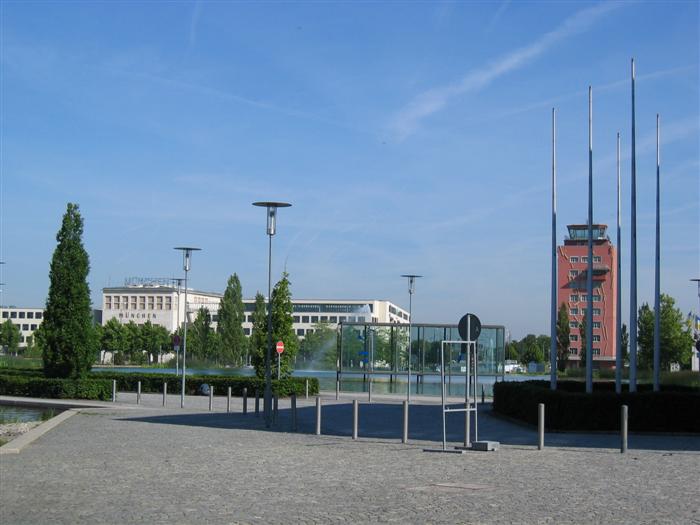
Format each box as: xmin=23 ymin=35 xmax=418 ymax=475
xmin=556 ymin=303 xmax=571 ymax=372
xmin=41 ymin=203 xmax=97 ymax=378
xmin=250 ymin=292 xmax=268 ymax=378
xmin=270 ymin=272 xmax=299 ymax=378
xmin=217 ymin=274 xmax=247 ymax=366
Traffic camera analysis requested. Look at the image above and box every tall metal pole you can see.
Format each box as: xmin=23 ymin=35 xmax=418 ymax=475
xmin=265 ymin=233 xmax=273 ymax=428
xmin=653 ymin=114 xmax=661 ymax=392
xmin=615 ymin=132 xmax=623 ymax=394
xmin=407 ymin=288 xmax=412 ymax=402
xmin=550 ymin=107 xmax=558 ymax=390
xmin=181 ymin=269 xmax=188 ymax=407
xmin=629 ymin=58 xmax=638 ymax=393
xmin=586 ymin=86 xmax=594 ymax=394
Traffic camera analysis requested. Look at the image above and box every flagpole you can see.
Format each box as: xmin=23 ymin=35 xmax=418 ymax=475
xmin=629 ymin=58 xmax=638 ymax=393
xmin=615 ymin=132 xmax=623 ymax=394
xmin=550 ymin=107 xmax=558 ymax=390
xmin=586 ymin=86 xmax=594 ymax=394
xmin=653 ymin=114 xmax=661 ymax=391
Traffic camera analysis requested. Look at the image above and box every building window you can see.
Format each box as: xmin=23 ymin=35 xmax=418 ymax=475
xmin=570 ymin=256 xmax=579 ymax=263
xmin=569 ymin=270 xmax=579 ymax=278
xmin=311 ymin=316 xmax=319 ymax=323
xmin=27 ymin=312 xmax=34 ymax=319
xmin=570 ymin=308 xmax=579 ymax=316
xmin=31 ymin=324 xmax=37 ymax=330
xmin=592 ymin=348 xmax=601 ymax=356
xmin=592 ymin=321 xmax=601 ymax=329
xmin=593 ymin=335 xmax=601 ymax=342
xmin=19 ymin=311 xmax=25 ymax=319
xmin=22 ymin=324 xmax=29 ymax=331
xmin=593 ymin=308 xmax=601 ymax=316
xmin=1 ymin=312 xmax=7 ymax=318
xmin=113 ymin=297 xmax=120 ymax=309
xmin=301 ymin=316 xmax=309 ymax=323
xmin=592 ymin=294 xmax=601 ymax=302
xmin=293 ymin=316 xmax=300 ymax=323
xmin=165 ymin=297 xmax=172 ymax=310
xmin=593 ymin=256 xmax=601 ymax=263
xmin=139 ymin=296 xmax=146 ymax=309
xmin=581 ymin=295 xmax=587 ymax=302
xmin=131 ymin=296 xmax=137 ymax=310
xmin=570 ymin=347 xmax=578 ymax=355
xmin=570 ymin=294 xmax=579 ymax=303
xmin=148 ymin=297 xmax=154 ymax=310
xmin=339 ymin=316 xmax=346 ymax=323
xmin=297 ymin=329 xmax=305 ymax=336
xmin=244 ymin=328 xmax=251 ymax=336
xmin=20 ymin=336 xmax=25 ymax=343
xmin=320 ymin=316 xmax=328 ymax=322
xmin=157 ymin=297 xmax=163 ymax=310
xmin=570 ymin=335 xmax=578 ymax=342
xmin=35 ymin=312 xmax=42 ymax=319
xmin=329 ymin=316 xmax=337 ymax=323
xmin=570 ymin=321 xmax=578 ymax=328
xmin=306 ymin=329 xmax=314 ymax=335
xmin=581 ymin=256 xmax=588 ymax=263
xmin=106 ymin=297 xmax=112 ymax=310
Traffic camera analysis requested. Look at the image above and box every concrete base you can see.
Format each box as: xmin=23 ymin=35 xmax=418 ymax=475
xmin=471 ymin=440 xmax=499 ymax=452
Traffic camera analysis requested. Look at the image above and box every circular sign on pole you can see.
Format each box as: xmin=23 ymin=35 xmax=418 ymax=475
xmin=458 ymin=313 xmax=482 ymax=341
xmin=276 ymin=341 xmax=285 ymax=354
xmin=173 ymin=335 xmax=181 ymax=347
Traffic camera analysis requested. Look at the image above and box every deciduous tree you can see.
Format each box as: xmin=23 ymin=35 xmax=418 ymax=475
xmin=217 ymin=274 xmax=247 ymax=366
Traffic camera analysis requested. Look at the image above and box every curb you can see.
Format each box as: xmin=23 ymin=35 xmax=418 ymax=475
xmin=0 ymin=409 xmax=79 ymax=455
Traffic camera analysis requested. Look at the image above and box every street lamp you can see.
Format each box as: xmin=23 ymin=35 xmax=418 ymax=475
xmin=174 ymin=247 xmax=201 ymax=408
xmin=253 ymin=201 xmax=292 ymax=428
xmin=171 ymin=277 xmax=185 ymax=376
xmin=401 ymin=274 xmax=422 ymax=403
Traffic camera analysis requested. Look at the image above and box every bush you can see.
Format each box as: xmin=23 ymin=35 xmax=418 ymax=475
xmin=0 ymin=374 xmax=112 ymax=400
xmin=91 ymin=371 xmax=319 ymax=397
xmin=493 ymin=380 xmax=700 ymax=433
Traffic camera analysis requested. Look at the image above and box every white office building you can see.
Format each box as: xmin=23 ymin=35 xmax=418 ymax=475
xmin=101 ymin=278 xmax=409 ymax=337
xmin=0 ymin=307 xmax=45 ymax=348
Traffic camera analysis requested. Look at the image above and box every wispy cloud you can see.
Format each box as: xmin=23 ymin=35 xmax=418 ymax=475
xmin=186 ymin=0 xmax=203 ymax=57
xmin=484 ymin=0 xmax=511 ymax=34
xmin=389 ymin=2 xmax=623 ymax=140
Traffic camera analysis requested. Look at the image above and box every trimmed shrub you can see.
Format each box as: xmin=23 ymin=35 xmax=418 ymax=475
xmin=493 ymin=380 xmax=700 ymax=433
xmin=90 ymin=372 xmax=319 ymax=397
xmin=0 ymin=374 xmax=112 ymax=400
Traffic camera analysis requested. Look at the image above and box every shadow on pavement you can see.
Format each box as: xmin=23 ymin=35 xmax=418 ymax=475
xmin=119 ymin=402 xmax=700 ymax=452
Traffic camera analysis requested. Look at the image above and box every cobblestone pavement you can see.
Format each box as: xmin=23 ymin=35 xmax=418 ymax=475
xmin=1 ymin=393 xmax=699 ymax=524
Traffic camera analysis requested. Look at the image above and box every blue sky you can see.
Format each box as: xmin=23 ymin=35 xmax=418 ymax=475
xmin=1 ymin=1 xmax=698 ymax=339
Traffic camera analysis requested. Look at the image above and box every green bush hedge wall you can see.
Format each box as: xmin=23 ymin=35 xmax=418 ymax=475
xmin=91 ymin=372 xmax=319 ymax=397
xmin=493 ymin=380 xmax=700 ymax=432
xmin=0 ymin=374 xmax=112 ymax=400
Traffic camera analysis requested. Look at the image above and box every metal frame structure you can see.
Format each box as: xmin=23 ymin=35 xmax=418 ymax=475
xmin=439 ymin=340 xmax=478 ymax=452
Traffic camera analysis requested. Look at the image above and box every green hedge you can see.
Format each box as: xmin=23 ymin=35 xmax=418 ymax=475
xmin=0 ymin=374 xmax=112 ymax=400
xmin=493 ymin=380 xmax=700 ymax=433
xmin=91 ymin=372 xmax=319 ymax=397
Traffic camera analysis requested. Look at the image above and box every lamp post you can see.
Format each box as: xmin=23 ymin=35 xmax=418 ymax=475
xmin=253 ymin=201 xmax=291 ymax=428
xmin=174 ymin=247 xmax=201 ymax=408
xmin=401 ymin=274 xmax=422 ymax=403
xmin=171 ymin=277 xmax=185 ymax=376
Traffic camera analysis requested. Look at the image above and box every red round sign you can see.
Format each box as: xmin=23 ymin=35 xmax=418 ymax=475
xmin=276 ymin=341 xmax=285 ymax=354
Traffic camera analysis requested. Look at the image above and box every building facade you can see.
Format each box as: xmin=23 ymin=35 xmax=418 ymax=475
xmin=557 ymin=224 xmax=618 ymax=368
xmin=101 ymin=279 xmax=409 ymax=338
xmin=0 ymin=307 xmax=44 ymax=348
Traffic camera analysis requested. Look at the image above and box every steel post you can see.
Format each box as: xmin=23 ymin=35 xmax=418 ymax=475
xmin=243 ymin=387 xmax=248 ymax=414
xmin=291 ymin=394 xmax=297 ymax=432
xmin=315 ymin=397 xmax=322 ymax=435
xmin=112 ymin=380 xmax=116 ymax=403
xmin=255 ymin=390 xmax=260 ymax=416
xmin=137 ymin=381 xmax=141 ymax=405
xmin=163 ymin=382 xmax=167 ymax=407
xmin=352 ymin=399 xmax=358 ymax=440
xmin=538 ymin=403 xmax=545 ymax=450
xmin=209 ymin=387 xmax=213 ymax=411
xmin=402 ymin=400 xmax=409 ymax=444
xmin=621 ymin=405 xmax=628 ymax=453
xmin=273 ymin=395 xmax=278 ymax=425
xmin=227 ymin=387 xmax=231 ymax=413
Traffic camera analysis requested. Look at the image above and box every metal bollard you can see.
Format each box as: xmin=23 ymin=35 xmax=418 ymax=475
xmin=163 ymin=382 xmax=167 ymax=407
xmin=209 ymin=387 xmax=214 ymax=411
xmin=255 ymin=390 xmax=260 ymax=417
xmin=305 ymin=379 xmax=309 ymax=400
xmin=112 ymin=380 xmax=117 ymax=403
xmin=481 ymin=385 xmax=485 ymax=404
xmin=402 ymin=400 xmax=409 ymax=444
xmin=352 ymin=399 xmax=359 ymax=440
xmin=336 ymin=378 xmax=340 ymax=400
xmin=538 ymin=403 xmax=545 ymax=450
xmin=621 ymin=405 xmax=628 ymax=453
xmin=315 ymin=397 xmax=322 ymax=435
xmin=243 ymin=387 xmax=248 ymax=415
xmin=227 ymin=387 xmax=231 ymax=413
xmin=273 ymin=395 xmax=279 ymax=424
xmin=137 ymin=381 xmax=141 ymax=405
xmin=291 ymin=394 xmax=297 ymax=432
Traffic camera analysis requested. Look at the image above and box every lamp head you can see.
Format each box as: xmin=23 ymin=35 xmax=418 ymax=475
xmin=174 ymin=247 xmax=201 ymax=272
xmin=253 ymin=201 xmax=291 ymax=236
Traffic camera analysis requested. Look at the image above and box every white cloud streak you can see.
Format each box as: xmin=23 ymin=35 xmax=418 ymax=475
xmin=390 ymin=2 xmax=623 ymax=140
